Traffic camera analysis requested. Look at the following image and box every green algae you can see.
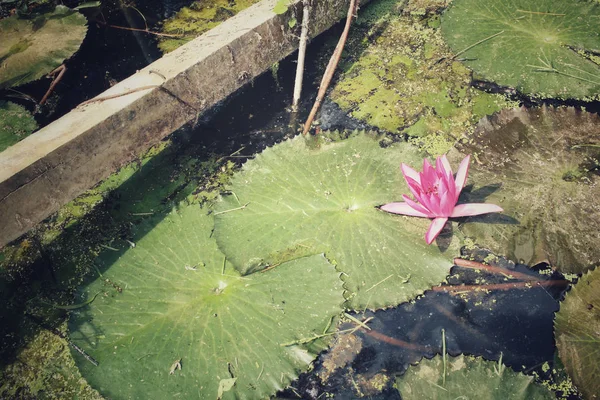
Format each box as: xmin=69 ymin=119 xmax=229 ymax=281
xmin=330 ymin=0 xmax=517 ymax=155
xmin=0 ymin=101 xmax=37 ymax=152
xmin=0 ymin=325 xmax=103 ymax=400
xmin=158 ymin=0 xmax=260 ymax=53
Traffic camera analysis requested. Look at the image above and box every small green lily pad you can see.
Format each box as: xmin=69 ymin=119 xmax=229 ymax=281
xmin=0 ymin=6 xmax=87 ymax=89
xmin=451 ymin=107 xmax=600 ymax=274
xmin=69 ymin=205 xmax=344 ymax=399
xmin=213 ymin=132 xmax=457 ymax=310
xmin=0 ymin=101 xmax=37 ymax=152
xmin=555 ymin=267 xmax=600 ymax=400
xmin=395 ymin=354 xmax=554 ymax=399
xmin=441 ymin=0 xmax=600 ymax=99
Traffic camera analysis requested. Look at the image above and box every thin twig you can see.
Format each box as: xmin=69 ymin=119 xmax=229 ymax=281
xmin=451 ymin=30 xmax=504 ymax=60
xmin=78 ymin=85 xmax=159 ymax=107
xmin=95 ymin=18 xmax=185 ymax=38
xmin=302 ymin=0 xmax=358 ymax=134
xmin=365 ymin=274 xmax=394 ymax=292
xmin=344 ymin=313 xmax=371 ymax=330
xmin=40 ymin=65 xmax=66 ymax=105
xmin=213 ymin=202 xmax=250 ymax=215
xmin=516 ymin=9 xmax=565 ymax=16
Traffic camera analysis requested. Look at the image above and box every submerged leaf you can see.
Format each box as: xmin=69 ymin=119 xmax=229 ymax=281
xmin=395 ymin=354 xmax=554 ymax=399
xmin=0 ymin=101 xmax=37 ymax=152
xmin=442 ymin=0 xmax=600 ymax=99
xmin=451 ymin=106 xmax=600 ymax=274
xmin=69 ymin=206 xmax=344 ymax=399
xmin=0 ymin=6 xmax=87 ymax=89
xmin=555 ymin=267 xmax=600 ymax=399
xmin=213 ymin=133 xmax=458 ymax=310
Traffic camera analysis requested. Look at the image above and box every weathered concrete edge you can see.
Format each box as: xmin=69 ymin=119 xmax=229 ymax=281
xmin=0 ymin=0 xmax=356 ymax=248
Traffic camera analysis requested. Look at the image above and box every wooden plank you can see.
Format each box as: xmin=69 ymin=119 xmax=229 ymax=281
xmin=0 ymin=0 xmax=355 ymax=247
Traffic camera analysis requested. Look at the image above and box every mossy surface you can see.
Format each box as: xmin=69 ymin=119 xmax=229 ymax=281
xmin=0 ymin=324 xmax=103 ymax=399
xmin=0 ymin=101 xmax=37 ymax=152
xmin=158 ymin=0 xmax=260 ymax=53
xmin=330 ymin=0 xmax=517 ymax=155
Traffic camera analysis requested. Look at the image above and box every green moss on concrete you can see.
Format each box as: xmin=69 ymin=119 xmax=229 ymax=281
xmin=158 ymin=0 xmax=260 ymax=53
xmin=330 ymin=3 xmax=517 ymax=155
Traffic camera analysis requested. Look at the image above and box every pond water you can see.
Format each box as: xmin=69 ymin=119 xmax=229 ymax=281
xmin=1 ymin=0 xmax=599 ymax=399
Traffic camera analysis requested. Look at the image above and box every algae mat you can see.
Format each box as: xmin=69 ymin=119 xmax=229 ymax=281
xmin=330 ymin=6 xmax=513 ymax=152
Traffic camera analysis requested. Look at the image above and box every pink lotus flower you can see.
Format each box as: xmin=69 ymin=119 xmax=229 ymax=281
xmin=381 ymin=155 xmax=503 ymax=245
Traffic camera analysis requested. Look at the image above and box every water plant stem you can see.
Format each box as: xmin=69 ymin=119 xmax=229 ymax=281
xmin=95 ymin=18 xmax=185 ymax=38
xmin=432 ymin=280 xmax=569 ymax=293
xmin=302 ymin=0 xmax=358 ymax=134
xmin=364 ymin=330 xmax=430 ymax=352
xmin=40 ymin=65 xmax=66 ymax=105
xmin=292 ymin=0 xmax=311 ymax=113
xmin=453 ymin=258 xmax=542 ymax=281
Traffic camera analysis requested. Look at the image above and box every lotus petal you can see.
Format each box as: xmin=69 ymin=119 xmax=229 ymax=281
xmin=381 ymin=202 xmax=429 ymax=218
xmin=426 ymin=217 xmax=448 ymax=244
xmin=451 ymin=203 xmax=503 ymax=218
xmin=454 ymin=155 xmax=470 ymax=193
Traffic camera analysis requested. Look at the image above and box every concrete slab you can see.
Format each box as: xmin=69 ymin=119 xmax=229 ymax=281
xmin=0 ymin=0 xmax=356 ymax=247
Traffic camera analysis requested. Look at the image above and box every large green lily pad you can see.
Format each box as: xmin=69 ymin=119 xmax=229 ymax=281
xmin=442 ymin=0 xmax=600 ymax=99
xmin=0 ymin=101 xmax=37 ymax=152
xmin=395 ymin=354 xmax=554 ymax=399
xmin=555 ymin=267 xmax=600 ymax=399
xmin=451 ymin=107 xmax=600 ymax=273
xmin=69 ymin=205 xmax=344 ymax=399
xmin=213 ymin=133 xmax=458 ymax=310
xmin=330 ymin=2 xmax=515 ymax=154
xmin=0 ymin=6 xmax=87 ymax=89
